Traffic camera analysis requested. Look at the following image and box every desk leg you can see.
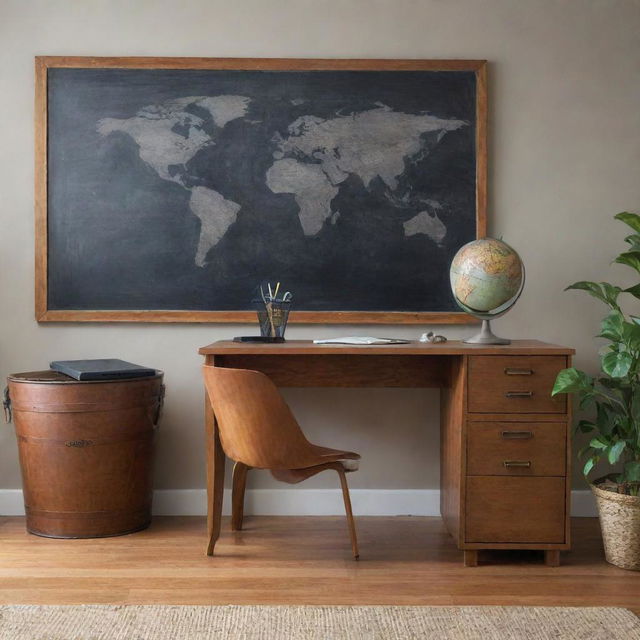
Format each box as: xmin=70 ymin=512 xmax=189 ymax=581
xmin=205 ymin=390 xmax=225 ymax=556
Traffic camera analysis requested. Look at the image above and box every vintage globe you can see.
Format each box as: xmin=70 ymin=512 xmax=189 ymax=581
xmin=449 ymin=237 xmax=524 ymax=344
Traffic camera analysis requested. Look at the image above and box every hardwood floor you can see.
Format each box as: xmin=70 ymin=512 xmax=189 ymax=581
xmin=0 ymin=516 xmax=638 ymax=613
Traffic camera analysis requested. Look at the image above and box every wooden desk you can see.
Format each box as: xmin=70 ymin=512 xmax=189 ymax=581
xmin=199 ymin=340 xmax=574 ymax=565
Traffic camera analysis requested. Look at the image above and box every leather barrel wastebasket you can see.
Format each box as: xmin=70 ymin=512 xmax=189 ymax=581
xmin=5 ymin=370 xmax=164 ymax=538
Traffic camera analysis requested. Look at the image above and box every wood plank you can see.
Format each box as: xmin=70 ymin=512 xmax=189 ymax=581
xmin=39 ymin=309 xmax=478 ymax=325
xmin=475 ymin=61 xmax=487 ymax=236
xmin=204 ymin=353 xmax=215 ymax=539
xmin=564 ymin=355 xmax=573 ymax=550
xmin=461 ymin=541 xmax=570 ymax=550
xmin=216 ymin=355 xmax=447 ymax=387
xmin=35 ymin=57 xmax=488 ymax=71
xmin=199 ymin=340 xmax=575 ymax=357
xmin=440 ymin=356 xmax=466 ymax=544
xmin=34 ymin=57 xmax=48 ymax=322
xmin=203 ymin=355 xmax=225 ymax=556
xmin=0 ymin=516 xmax=637 ymax=613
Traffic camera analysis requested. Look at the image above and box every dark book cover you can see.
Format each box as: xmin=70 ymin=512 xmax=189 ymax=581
xmin=50 ymin=359 xmax=156 ymax=381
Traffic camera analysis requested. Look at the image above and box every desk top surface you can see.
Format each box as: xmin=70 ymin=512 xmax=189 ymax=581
xmin=199 ymin=339 xmax=574 ymax=356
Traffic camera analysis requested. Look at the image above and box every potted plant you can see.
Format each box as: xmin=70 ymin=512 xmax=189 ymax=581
xmin=552 ymin=211 xmax=640 ymax=570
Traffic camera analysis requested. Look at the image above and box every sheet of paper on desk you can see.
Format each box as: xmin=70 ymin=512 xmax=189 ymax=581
xmin=312 ymin=337 xmax=411 ymax=345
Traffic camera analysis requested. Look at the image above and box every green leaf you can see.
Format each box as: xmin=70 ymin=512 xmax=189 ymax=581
xmin=577 ymin=444 xmax=593 ymax=460
xmin=624 ymin=234 xmax=640 ymax=251
xmin=590 ymin=435 xmax=610 ymax=450
xmin=616 ymin=416 xmax=634 ymax=439
xmin=595 ymin=402 xmax=617 ymax=436
xmin=615 ymin=211 xmax=640 ymax=232
xmin=565 ymin=281 xmax=621 ymax=308
xmin=632 ymin=387 xmax=640 ymax=425
xmin=630 ymin=316 xmax=640 ymax=326
xmin=602 ymin=350 xmax=633 ymax=378
xmin=598 ymin=310 xmax=625 ymax=341
xmin=577 ymin=420 xmax=596 ymax=433
xmin=624 ymin=461 xmax=640 ymax=482
xmin=608 ymin=440 xmax=626 ymax=465
xmin=600 ymin=283 xmax=623 ymax=308
xmin=623 ymin=320 xmax=640 ymax=350
xmin=624 ymin=283 xmax=640 ymax=300
xmin=595 ymin=379 xmax=629 ymax=412
xmin=583 ymin=457 xmax=597 ymax=477
xmin=565 ymin=281 xmax=601 ymax=295
xmin=599 ymin=377 xmax=624 ymax=389
xmin=552 ymin=368 xmax=592 ymax=395
xmin=579 ymin=391 xmax=595 ymax=409
xmin=615 ymin=251 xmax=640 ymax=273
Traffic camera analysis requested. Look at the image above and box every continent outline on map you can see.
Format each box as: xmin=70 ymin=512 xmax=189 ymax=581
xmin=97 ymin=95 xmax=251 ymax=267
xmin=97 ymin=96 xmax=467 ymax=267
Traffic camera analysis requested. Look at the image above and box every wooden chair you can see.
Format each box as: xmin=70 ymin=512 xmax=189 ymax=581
xmin=202 ymin=365 xmax=360 ymax=558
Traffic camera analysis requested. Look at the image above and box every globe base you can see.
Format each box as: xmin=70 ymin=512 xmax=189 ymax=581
xmin=463 ymin=319 xmax=511 ymax=345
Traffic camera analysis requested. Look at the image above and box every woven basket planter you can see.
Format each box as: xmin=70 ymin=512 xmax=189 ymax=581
xmin=592 ymin=477 xmax=640 ymax=571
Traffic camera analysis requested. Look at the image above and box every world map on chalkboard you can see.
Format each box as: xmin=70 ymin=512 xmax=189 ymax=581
xmin=46 ymin=67 xmax=480 ymax=314
xmin=98 ymin=97 xmax=467 ymax=267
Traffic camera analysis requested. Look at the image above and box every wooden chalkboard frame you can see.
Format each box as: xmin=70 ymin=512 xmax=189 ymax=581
xmin=35 ymin=56 xmax=487 ymax=324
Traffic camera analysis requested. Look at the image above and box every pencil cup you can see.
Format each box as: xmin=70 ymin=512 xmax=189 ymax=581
xmin=254 ymin=299 xmax=291 ymax=342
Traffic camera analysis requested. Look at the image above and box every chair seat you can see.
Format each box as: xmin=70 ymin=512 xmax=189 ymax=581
xmin=311 ymin=444 xmax=360 ymax=464
xmin=271 ymin=455 xmax=359 ymax=484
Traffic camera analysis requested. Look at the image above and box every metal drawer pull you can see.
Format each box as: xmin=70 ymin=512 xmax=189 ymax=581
xmin=501 ymin=430 xmax=533 ymax=439
xmin=503 ymin=460 xmax=531 ymax=468
xmin=504 ymin=368 xmax=533 ymax=376
xmin=505 ymin=391 xmax=533 ymax=398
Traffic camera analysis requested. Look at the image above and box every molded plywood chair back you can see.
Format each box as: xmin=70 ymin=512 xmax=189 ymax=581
xmin=203 ymin=366 xmax=319 ymax=469
xmin=202 ymin=365 xmax=360 ymax=558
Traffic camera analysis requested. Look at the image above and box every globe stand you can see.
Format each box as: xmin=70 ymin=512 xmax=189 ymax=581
xmin=463 ymin=319 xmax=510 ymax=345
xmin=451 ymin=239 xmax=525 ymax=345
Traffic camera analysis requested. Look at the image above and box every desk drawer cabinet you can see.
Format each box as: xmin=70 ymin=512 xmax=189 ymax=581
xmin=466 ymin=422 xmax=566 ymax=476
xmin=440 ymin=348 xmax=573 ymax=567
xmin=466 ymin=476 xmax=566 ymax=543
xmin=468 ymin=356 xmax=566 ymax=413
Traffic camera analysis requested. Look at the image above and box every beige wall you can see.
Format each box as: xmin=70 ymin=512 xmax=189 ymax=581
xmin=1 ymin=0 xmax=639 ymax=495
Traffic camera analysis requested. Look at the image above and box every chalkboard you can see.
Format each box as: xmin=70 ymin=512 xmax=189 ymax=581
xmin=36 ymin=57 xmax=487 ymax=323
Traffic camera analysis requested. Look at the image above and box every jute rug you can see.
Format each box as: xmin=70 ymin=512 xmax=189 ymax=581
xmin=0 ymin=605 xmax=637 ymax=639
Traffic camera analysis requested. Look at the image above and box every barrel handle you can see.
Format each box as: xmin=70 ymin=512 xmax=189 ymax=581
xmin=153 ymin=384 xmax=165 ymax=426
xmin=3 ymin=387 xmax=11 ymax=423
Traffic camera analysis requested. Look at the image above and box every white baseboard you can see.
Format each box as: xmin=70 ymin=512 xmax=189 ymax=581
xmin=152 ymin=489 xmax=443 ymax=517
xmin=0 ymin=488 xmax=598 ymax=517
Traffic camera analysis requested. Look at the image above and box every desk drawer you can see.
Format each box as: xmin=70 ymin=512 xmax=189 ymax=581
xmin=466 ymin=476 xmax=566 ymax=543
xmin=467 ymin=422 xmax=566 ymax=476
xmin=468 ymin=356 xmax=567 ymax=413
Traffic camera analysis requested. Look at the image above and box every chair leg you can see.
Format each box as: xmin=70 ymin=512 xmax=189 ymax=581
xmin=232 ymin=462 xmax=250 ymax=531
xmin=337 ymin=468 xmax=359 ymax=559
xmin=206 ymin=412 xmax=226 ymax=557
